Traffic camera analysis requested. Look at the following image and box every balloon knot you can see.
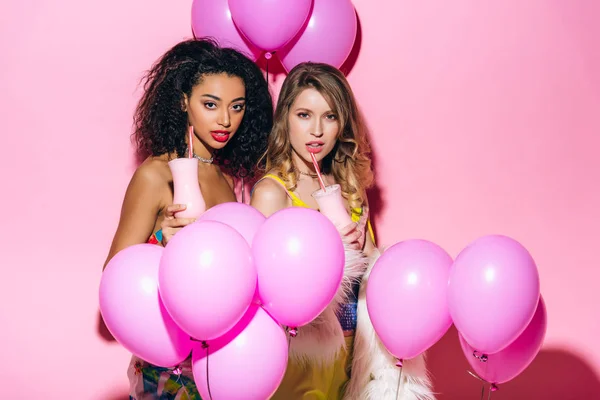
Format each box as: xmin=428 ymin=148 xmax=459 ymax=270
xmin=265 ymin=52 xmax=273 ymax=60
xmin=395 ymin=359 xmax=403 ymax=368
xmin=491 ymin=384 xmax=499 ymax=392
xmin=473 ymin=350 xmax=488 ymax=362
xmin=201 ymin=341 xmax=208 ymax=349
xmin=172 ymin=367 xmax=182 ymax=376
xmin=289 ymin=327 xmax=298 ymax=337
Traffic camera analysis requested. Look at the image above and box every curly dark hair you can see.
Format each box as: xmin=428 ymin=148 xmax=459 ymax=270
xmin=133 ymin=38 xmax=273 ymax=178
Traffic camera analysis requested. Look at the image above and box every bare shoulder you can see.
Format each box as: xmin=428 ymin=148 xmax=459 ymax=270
xmin=133 ymin=156 xmax=171 ymax=187
xmin=250 ymin=174 xmax=290 ymax=217
xmin=123 ymin=156 xmax=171 ymax=213
xmin=252 ymin=175 xmax=288 ymax=201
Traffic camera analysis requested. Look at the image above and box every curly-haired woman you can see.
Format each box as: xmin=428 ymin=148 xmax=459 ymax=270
xmin=103 ymin=38 xmax=273 ymax=400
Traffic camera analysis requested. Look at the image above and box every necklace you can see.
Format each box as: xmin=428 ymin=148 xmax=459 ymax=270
xmin=298 ymin=170 xmax=319 ymax=178
xmin=194 ymin=153 xmax=214 ymax=164
xmin=189 ymin=147 xmax=214 ymax=164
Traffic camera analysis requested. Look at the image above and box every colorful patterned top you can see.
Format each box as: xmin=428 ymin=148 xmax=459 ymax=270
xmin=128 ymin=176 xmax=251 ymax=400
xmin=127 ymin=230 xmax=201 ymax=400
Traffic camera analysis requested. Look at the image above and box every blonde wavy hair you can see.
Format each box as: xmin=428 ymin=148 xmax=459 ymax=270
xmin=264 ymin=62 xmax=373 ymax=210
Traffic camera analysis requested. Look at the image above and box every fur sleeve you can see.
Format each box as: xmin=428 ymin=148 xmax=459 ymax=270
xmin=288 ymin=245 xmax=369 ymax=365
xmin=344 ymin=249 xmax=435 ymax=400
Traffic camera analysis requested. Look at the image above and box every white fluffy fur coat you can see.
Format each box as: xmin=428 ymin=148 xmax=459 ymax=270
xmin=288 ymin=247 xmax=435 ymax=400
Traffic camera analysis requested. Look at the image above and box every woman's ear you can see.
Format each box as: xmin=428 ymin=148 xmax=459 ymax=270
xmin=182 ymin=93 xmax=189 ymax=112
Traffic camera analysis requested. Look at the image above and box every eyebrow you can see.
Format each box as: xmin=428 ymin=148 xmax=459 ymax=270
xmin=201 ymin=94 xmax=246 ymax=102
xmin=293 ymin=107 xmax=334 ymax=114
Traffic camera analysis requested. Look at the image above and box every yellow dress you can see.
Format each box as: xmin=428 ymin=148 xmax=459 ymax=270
xmin=258 ymin=174 xmax=374 ymax=400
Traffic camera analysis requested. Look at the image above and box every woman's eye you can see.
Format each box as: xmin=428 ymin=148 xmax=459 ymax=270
xmin=326 ymin=114 xmax=337 ymax=120
xmin=298 ymin=113 xmax=309 ymax=119
xmin=232 ymin=104 xmax=245 ymax=112
xmin=204 ymin=102 xmax=217 ymax=109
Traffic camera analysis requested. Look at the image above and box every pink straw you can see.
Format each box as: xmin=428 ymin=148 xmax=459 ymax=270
xmin=188 ymin=126 xmax=193 ymax=159
xmin=309 ymin=152 xmax=326 ymax=191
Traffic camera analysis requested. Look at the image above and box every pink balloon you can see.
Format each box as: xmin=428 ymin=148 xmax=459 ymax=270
xmin=280 ymin=0 xmax=357 ymax=71
xmin=252 ymin=207 xmax=344 ymax=327
xmin=228 ymin=0 xmax=312 ymax=52
xmin=99 ymin=244 xmax=193 ymax=367
xmin=366 ymin=240 xmax=454 ymax=360
xmin=198 ymin=201 xmax=266 ymax=246
xmin=192 ymin=305 xmax=288 ymax=399
xmin=460 ymin=297 xmax=547 ymax=384
xmin=159 ymin=221 xmax=256 ymax=340
xmin=191 ymin=0 xmax=260 ymax=61
xmin=448 ymin=235 xmax=540 ymax=354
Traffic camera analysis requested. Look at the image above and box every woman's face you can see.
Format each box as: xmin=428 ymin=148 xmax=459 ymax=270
xmin=288 ymin=88 xmax=339 ymax=165
xmin=184 ymin=73 xmax=246 ymax=150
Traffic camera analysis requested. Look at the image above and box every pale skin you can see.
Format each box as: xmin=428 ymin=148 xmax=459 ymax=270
xmin=103 ymin=73 xmax=247 ymax=269
xmin=251 ymin=88 xmax=376 ymax=256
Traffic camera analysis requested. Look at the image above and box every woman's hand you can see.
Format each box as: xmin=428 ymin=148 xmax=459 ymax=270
xmin=338 ymin=207 xmax=369 ymax=251
xmin=160 ymin=204 xmax=196 ymax=246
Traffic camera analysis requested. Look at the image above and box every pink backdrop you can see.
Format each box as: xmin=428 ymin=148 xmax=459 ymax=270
xmin=1 ymin=1 xmax=598 ymax=399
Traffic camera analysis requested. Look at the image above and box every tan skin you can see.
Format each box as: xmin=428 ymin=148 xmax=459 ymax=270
xmin=251 ymin=88 xmax=376 ymax=256
xmin=103 ymin=73 xmax=246 ymax=269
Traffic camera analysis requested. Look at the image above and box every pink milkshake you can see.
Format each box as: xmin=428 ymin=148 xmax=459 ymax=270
xmin=312 ymin=184 xmax=352 ymax=228
xmin=168 ymin=158 xmax=206 ymax=218
xmin=307 ymin=151 xmax=352 ymax=228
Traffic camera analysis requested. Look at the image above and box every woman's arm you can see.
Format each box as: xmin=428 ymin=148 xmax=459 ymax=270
xmin=362 ymin=195 xmax=376 ymax=257
xmin=363 ymin=224 xmax=376 ymax=257
xmin=250 ymin=178 xmax=290 ymax=217
xmin=102 ymin=164 xmax=164 ymax=270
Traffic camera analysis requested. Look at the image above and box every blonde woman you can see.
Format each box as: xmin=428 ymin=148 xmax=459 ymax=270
xmin=251 ymin=62 xmax=433 ymax=400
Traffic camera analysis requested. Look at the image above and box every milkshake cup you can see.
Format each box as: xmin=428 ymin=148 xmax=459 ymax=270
xmin=311 ymin=184 xmax=352 ymax=228
xmin=168 ymin=158 xmax=206 ymax=218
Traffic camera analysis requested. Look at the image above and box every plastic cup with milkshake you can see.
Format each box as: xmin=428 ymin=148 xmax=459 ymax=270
xmin=307 ymin=149 xmax=352 ymax=228
xmin=167 ymin=126 xmax=206 ymax=219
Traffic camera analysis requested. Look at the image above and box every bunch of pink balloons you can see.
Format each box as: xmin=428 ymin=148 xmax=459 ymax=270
xmin=99 ymin=202 xmax=344 ymax=399
xmin=191 ymin=0 xmax=358 ymax=70
xmin=448 ymin=235 xmax=546 ymax=387
xmin=366 ymin=234 xmax=545 ymax=388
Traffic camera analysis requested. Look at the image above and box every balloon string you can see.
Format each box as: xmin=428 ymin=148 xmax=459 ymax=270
xmin=286 ymin=326 xmax=297 ymax=349
xmin=488 ymin=383 xmax=498 ymax=400
xmin=240 ymin=176 xmax=245 ymax=204
xmin=202 ymin=341 xmax=213 ymax=400
xmin=467 ymin=370 xmax=483 ymax=381
xmin=395 ymin=359 xmax=403 ymax=400
xmin=467 ymin=369 xmax=498 ymax=400
xmin=467 ymin=370 xmax=486 ymax=400
xmin=172 ymin=367 xmax=191 ymax=399
xmin=264 ymin=51 xmax=275 ymax=83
